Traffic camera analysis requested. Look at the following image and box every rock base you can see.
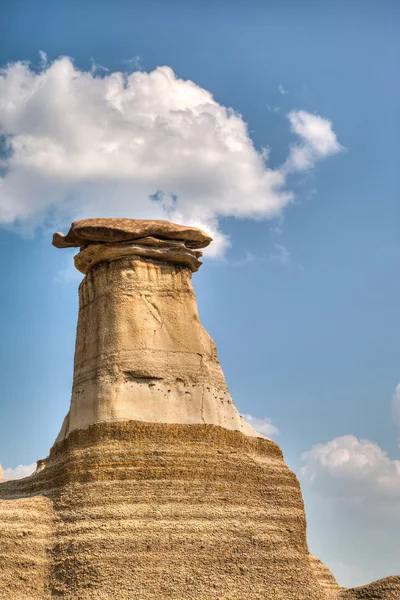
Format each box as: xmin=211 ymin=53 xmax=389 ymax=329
xmin=1 ymin=421 xmax=323 ymax=600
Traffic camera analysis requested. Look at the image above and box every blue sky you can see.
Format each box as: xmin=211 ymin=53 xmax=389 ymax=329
xmin=1 ymin=0 xmax=399 ymax=587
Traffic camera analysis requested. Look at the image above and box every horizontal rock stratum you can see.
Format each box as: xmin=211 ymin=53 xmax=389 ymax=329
xmin=1 ymin=218 xmax=398 ymax=599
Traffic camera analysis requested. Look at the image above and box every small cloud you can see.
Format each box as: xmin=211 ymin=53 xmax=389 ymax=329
xmin=301 ymin=434 xmax=400 ymax=500
xmin=261 ymin=146 xmax=270 ymax=161
xmin=4 ymin=463 xmax=36 ymax=479
xmin=265 ymin=104 xmax=281 ymax=113
xmin=270 ymin=243 xmax=290 ymax=266
xmin=90 ymin=58 xmax=110 ymax=75
xmin=285 ymin=110 xmax=344 ymax=172
xmin=301 ymin=386 xmax=400 ymax=585
xmin=123 ymin=55 xmax=143 ymax=70
xmin=38 ymin=50 xmax=48 ymax=69
xmin=242 ymin=414 xmax=279 ymax=437
xmin=278 ymin=84 xmax=288 ymax=95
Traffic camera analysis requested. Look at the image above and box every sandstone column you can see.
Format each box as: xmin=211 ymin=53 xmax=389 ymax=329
xmin=53 ymin=218 xmax=258 ymax=442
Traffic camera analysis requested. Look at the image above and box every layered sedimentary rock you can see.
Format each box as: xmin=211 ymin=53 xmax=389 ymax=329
xmin=310 ymin=555 xmax=400 ymax=600
xmin=339 ymin=577 xmax=400 ymax=600
xmin=1 ymin=422 xmax=328 ymax=600
xmin=309 ymin=555 xmax=342 ymax=599
xmin=0 ymin=218 xmax=398 ymax=599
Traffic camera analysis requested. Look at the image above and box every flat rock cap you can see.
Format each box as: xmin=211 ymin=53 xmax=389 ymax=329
xmin=53 ymin=218 xmax=212 ymax=249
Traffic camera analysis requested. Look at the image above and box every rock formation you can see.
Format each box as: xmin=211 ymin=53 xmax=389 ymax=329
xmin=0 ymin=218 xmax=398 ymax=600
xmin=52 ymin=219 xmax=257 ymax=443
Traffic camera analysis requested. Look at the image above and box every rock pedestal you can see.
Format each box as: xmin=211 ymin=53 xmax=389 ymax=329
xmin=55 ymin=221 xmax=257 ymax=441
xmin=0 ymin=219 xmax=398 ymax=600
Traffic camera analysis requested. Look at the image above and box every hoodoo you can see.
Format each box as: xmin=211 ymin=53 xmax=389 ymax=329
xmin=52 ymin=218 xmax=257 ymax=442
xmin=0 ymin=218 xmax=398 ymax=600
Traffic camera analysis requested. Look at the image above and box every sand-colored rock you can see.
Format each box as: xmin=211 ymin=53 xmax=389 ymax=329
xmin=339 ymin=577 xmax=400 ymax=599
xmin=52 ymin=218 xmax=212 ymax=249
xmin=74 ymin=240 xmax=203 ymax=273
xmin=1 ymin=218 xmax=398 ymax=599
xmin=0 ymin=494 xmax=54 ymax=600
xmin=56 ymin=248 xmax=257 ymax=442
xmin=310 ymin=554 xmax=342 ymax=598
xmin=1 ymin=422 xmax=327 ymax=600
xmin=310 ymin=555 xmax=400 ymax=600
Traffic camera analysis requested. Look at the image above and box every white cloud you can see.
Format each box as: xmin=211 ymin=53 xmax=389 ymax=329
xmin=301 ymin=434 xmax=400 ymax=499
xmin=278 ymin=84 xmax=288 ymax=95
xmin=300 ymin=385 xmax=400 ymax=586
xmin=242 ymin=414 xmax=279 ymax=437
xmin=4 ymin=462 xmax=36 ymax=479
xmin=38 ymin=50 xmax=48 ymax=69
xmin=0 ymin=57 xmax=342 ymax=256
xmin=285 ymin=110 xmax=343 ymax=172
xmin=392 ymin=384 xmax=400 ymax=433
xmin=301 ymin=433 xmax=400 ymax=585
xmin=123 ymin=55 xmax=143 ymax=70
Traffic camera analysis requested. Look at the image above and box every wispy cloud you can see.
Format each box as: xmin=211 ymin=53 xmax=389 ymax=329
xmin=3 ymin=463 xmax=36 ymax=479
xmin=270 ymin=243 xmax=290 ymax=266
xmin=227 ymin=251 xmax=261 ymax=267
xmin=123 ymin=55 xmax=143 ymax=70
xmin=278 ymin=83 xmax=288 ymax=95
xmin=265 ymin=103 xmax=281 ymax=113
xmin=90 ymin=58 xmax=110 ymax=75
xmin=242 ymin=414 xmax=279 ymax=437
xmin=38 ymin=50 xmax=48 ymax=69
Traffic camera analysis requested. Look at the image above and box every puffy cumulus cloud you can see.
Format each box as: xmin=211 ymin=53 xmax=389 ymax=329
xmin=301 ymin=434 xmax=400 ymax=585
xmin=0 ymin=57 xmax=343 ymax=255
xmin=3 ymin=462 xmax=36 ymax=479
xmin=285 ymin=110 xmax=343 ymax=172
xmin=301 ymin=434 xmax=400 ymax=500
xmin=242 ymin=414 xmax=279 ymax=437
xmin=300 ymin=386 xmax=400 ymax=586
